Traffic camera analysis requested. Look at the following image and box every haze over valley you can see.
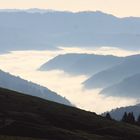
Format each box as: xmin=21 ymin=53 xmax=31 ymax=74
xmin=0 ymin=3 xmax=140 ymax=139
xmin=0 ymin=46 xmax=139 ymax=114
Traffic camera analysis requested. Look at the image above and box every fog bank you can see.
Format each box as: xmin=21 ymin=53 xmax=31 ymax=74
xmin=0 ymin=47 xmax=139 ymax=113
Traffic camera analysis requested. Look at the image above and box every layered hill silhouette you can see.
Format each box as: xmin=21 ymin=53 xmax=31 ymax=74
xmin=39 ymin=53 xmax=122 ymax=75
xmin=1 ymin=87 xmax=140 ymax=140
xmin=84 ymin=55 xmax=140 ymax=89
xmin=100 ymin=73 xmax=140 ymax=98
xmin=103 ymin=104 xmax=140 ymax=121
xmin=40 ymin=53 xmax=140 ymax=99
xmin=0 ymin=10 xmax=140 ymax=52
xmin=0 ymin=70 xmax=71 ymax=106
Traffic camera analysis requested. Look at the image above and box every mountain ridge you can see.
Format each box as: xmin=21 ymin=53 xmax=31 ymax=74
xmin=1 ymin=9 xmax=140 ymax=18
xmin=39 ymin=53 xmax=123 ymax=76
xmin=0 ymin=10 xmax=140 ymax=52
xmin=0 ymin=69 xmax=72 ymax=106
xmin=84 ymin=54 xmax=140 ymax=89
xmin=102 ymin=104 xmax=140 ymax=121
xmin=100 ymin=73 xmax=140 ymax=98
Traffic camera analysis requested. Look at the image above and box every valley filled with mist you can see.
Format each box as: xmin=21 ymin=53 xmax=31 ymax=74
xmin=0 ymin=46 xmax=139 ymax=114
xmin=1 ymin=9 xmax=140 ymax=140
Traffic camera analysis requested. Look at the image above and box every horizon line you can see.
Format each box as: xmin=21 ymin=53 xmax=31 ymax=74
xmin=0 ymin=8 xmax=139 ymax=18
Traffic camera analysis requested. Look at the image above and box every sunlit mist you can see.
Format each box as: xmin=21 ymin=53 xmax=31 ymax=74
xmin=0 ymin=47 xmax=139 ymax=113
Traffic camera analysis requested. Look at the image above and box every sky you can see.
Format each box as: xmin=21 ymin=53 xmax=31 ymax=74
xmin=0 ymin=0 xmax=139 ymax=17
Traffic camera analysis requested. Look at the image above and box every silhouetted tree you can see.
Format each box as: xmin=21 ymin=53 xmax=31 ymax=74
xmin=137 ymin=114 xmax=140 ymax=126
xmin=122 ymin=112 xmax=135 ymax=124
xmin=105 ymin=113 xmax=112 ymax=120
xmin=127 ymin=112 xmax=135 ymax=124
xmin=122 ymin=112 xmax=128 ymax=122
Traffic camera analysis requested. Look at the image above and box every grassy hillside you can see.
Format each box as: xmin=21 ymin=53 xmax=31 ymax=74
xmin=0 ymin=88 xmax=140 ymax=140
xmin=0 ymin=136 xmax=44 ymax=140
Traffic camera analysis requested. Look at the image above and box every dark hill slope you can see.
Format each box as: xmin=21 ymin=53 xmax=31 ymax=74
xmin=0 ymin=88 xmax=140 ymax=140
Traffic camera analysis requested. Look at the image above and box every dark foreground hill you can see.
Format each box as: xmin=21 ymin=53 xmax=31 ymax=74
xmin=0 ymin=88 xmax=140 ymax=140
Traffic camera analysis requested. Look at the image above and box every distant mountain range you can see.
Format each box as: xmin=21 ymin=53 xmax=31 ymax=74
xmin=1 ymin=87 xmax=140 ymax=140
xmin=0 ymin=69 xmax=72 ymax=106
xmin=40 ymin=53 xmax=140 ymax=99
xmin=100 ymin=73 xmax=140 ymax=98
xmin=83 ymin=54 xmax=140 ymax=98
xmin=0 ymin=8 xmax=57 ymax=13
xmin=39 ymin=53 xmax=123 ymax=75
xmin=84 ymin=55 xmax=140 ymax=89
xmin=103 ymin=104 xmax=140 ymax=121
xmin=0 ymin=10 xmax=140 ymax=52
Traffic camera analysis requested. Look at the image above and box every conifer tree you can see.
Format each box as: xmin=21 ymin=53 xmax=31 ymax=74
xmin=127 ymin=112 xmax=135 ymax=124
xmin=122 ymin=112 xmax=128 ymax=122
xmin=137 ymin=114 xmax=140 ymax=125
xmin=105 ymin=113 xmax=112 ymax=120
xmin=122 ymin=112 xmax=135 ymax=124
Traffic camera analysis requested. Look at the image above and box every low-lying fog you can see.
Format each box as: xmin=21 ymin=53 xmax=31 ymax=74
xmin=0 ymin=46 xmax=140 ymax=114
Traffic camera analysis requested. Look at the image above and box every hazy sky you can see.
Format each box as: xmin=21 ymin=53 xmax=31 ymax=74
xmin=0 ymin=0 xmax=139 ymax=17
